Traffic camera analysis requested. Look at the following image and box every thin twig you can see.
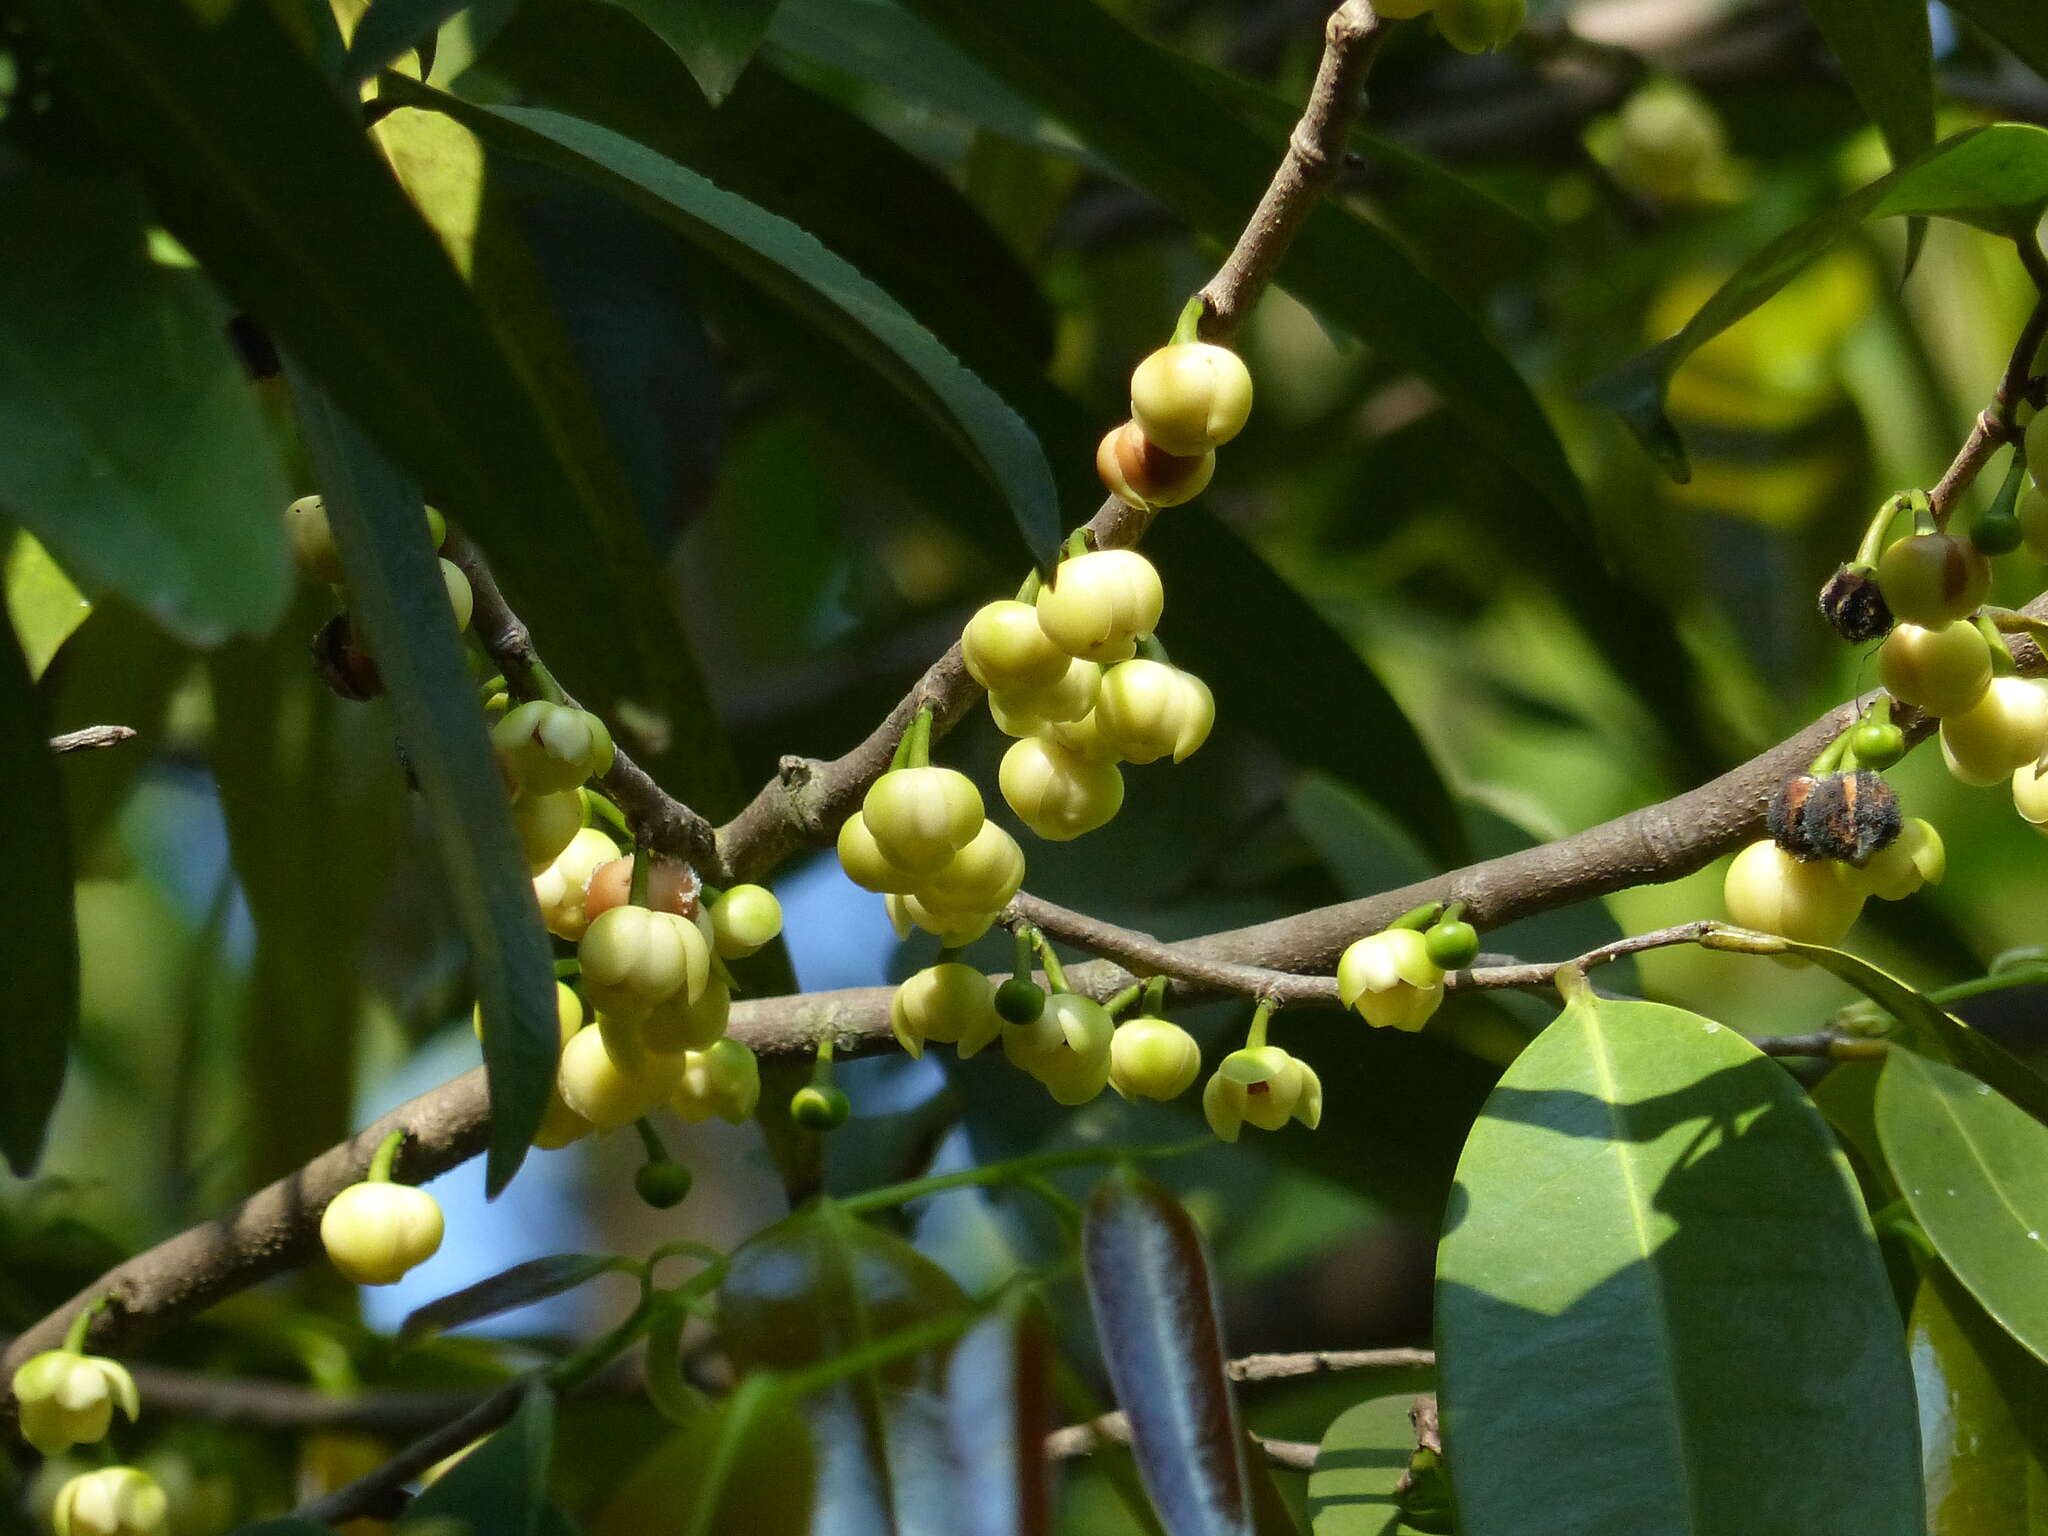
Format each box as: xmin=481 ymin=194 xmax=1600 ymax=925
xmin=294 ymin=1379 xmax=529 ymax=1524
xmin=1228 ymin=1347 xmax=1435 ymax=1382
xmin=1044 ymin=1410 xmax=1319 ymax=1472
xmin=49 ymin=725 xmax=136 ymax=754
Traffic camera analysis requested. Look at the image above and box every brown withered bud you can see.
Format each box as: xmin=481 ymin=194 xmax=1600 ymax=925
xmin=1767 ymin=770 xmax=1901 ymax=866
xmin=1818 ymin=562 xmax=1893 ymax=644
xmin=311 ymin=613 xmax=382 ymax=701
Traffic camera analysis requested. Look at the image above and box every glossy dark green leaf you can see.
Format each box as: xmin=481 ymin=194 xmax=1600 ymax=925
xmin=29 ymin=0 xmax=732 ymax=811
xmin=596 ymin=0 xmax=779 ymax=105
xmin=0 ymin=596 xmax=76 ymax=1174
xmin=395 ymin=81 xmax=1062 ymax=566
xmin=1745 ymin=932 xmax=2048 ymax=1130
xmin=1910 ymin=1272 xmax=2048 ymax=1533
xmin=1438 ymin=993 xmax=1921 ymax=1536
xmin=944 ymin=1306 xmax=1054 ymax=1536
xmin=1082 ymin=1167 xmax=1253 ymax=1536
xmin=1152 ymin=512 xmax=1465 ymax=866
xmin=894 ymin=0 xmax=1590 ymax=536
xmin=407 ymin=1382 xmax=555 ymax=1536
xmin=290 ymin=374 xmax=557 ymax=1195
xmin=1803 ymin=0 xmax=1933 ymax=266
xmin=1879 ymin=1048 xmax=2048 ymax=1368
xmin=719 ymin=1201 xmax=968 ymax=1536
xmin=1306 ymin=1393 xmax=1434 ymax=1536
xmin=400 ymin=1254 xmax=629 ymax=1343
xmin=0 ymin=163 xmax=290 ymax=647
xmin=1944 ymin=0 xmax=2048 ymax=86
xmin=344 ymin=0 xmax=467 ymax=80
xmin=1587 ymin=124 xmax=2048 ymax=478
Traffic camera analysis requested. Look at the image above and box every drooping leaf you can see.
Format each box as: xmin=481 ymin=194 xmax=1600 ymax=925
xmin=289 ymin=373 xmax=557 ymax=1195
xmin=1588 ymin=124 xmax=2048 ymax=478
xmin=0 ymin=596 xmax=76 ymax=1175
xmin=391 ymin=78 xmax=1063 ymax=566
xmin=1910 ymin=1272 xmax=2048 ymax=1533
xmin=1082 ymin=1167 xmax=1253 ymax=1536
xmin=892 ymin=0 xmax=1591 ymax=536
xmin=595 ymin=0 xmax=781 ymax=105
xmin=28 ymin=0 xmax=733 ymax=808
xmin=5 ymin=534 xmax=91 ymax=681
xmin=344 ymin=0 xmax=467 ymax=80
xmin=1802 ymin=0 xmax=1933 ymax=266
xmin=400 ymin=1254 xmax=630 ymax=1343
xmin=718 ymin=1201 xmax=968 ymax=1536
xmin=406 ymin=1382 xmax=555 ymax=1536
xmin=1944 ymin=0 xmax=2048 ymax=88
xmin=1305 ymin=1392 xmax=1435 ymax=1536
xmin=0 ymin=162 xmax=290 ymax=647
xmin=1879 ymin=1047 xmax=2048 ymax=1368
xmin=944 ymin=1305 xmax=1054 ymax=1536
xmin=1437 ymin=993 xmax=1921 ymax=1536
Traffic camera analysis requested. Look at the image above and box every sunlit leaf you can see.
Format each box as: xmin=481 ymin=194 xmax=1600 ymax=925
xmin=1306 ymin=1392 xmax=1435 ymax=1536
xmin=290 ymin=374 xmax=557 ymax=1194
xmin=1879 ymin=1047 xmax=2048 ymax=1368
xmin=1438 ymin=993 xmax=1921 ymax=1535
xmin=0 ymin=163 xmax=290 ymax=646
xmin=1083 ymin=1167 xmax=1253 ymax=1536
xmin=5 ymin=535 xmax=91 ymax=681
xmin=1588 ymin=124 xmax=2048 ymax=478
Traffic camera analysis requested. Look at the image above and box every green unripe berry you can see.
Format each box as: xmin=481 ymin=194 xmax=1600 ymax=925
xmin=2018 ymin=483 xmax=2048 ymax=561
xmin=994 ymin=977 xmax=1046 ymax=1025
xmin=790 ymin=1084 xmax=851 ymax=1130
xmin=1424 ymin=918 xmax=1480 ymax=971
xmin=1435 ymin=0 xmax=1524 ymax=53
xmin=1849 ymin=721 xmax=1906 ymax=770
xmin=1974 ymin=501 xmax=2024 ymax=556
xmin=634 ymin=1159 xmax=694 ymax=1209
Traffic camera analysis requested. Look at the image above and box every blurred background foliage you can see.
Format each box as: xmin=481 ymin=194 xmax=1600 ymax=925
xmin=4 ymin=0 xmax=2048 ymax=1529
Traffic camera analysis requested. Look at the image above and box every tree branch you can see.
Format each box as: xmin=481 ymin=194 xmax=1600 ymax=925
xmin=1044 ymin=1409 xmax=1320 ymax=1471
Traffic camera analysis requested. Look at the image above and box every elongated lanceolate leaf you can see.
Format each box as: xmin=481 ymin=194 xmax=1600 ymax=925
xmin=1083 ymin=1168 xmax=1253 ymax=1536
xmin=1589 ymin=124 xmax=2048 ymax=478
xmin=1803 ymin=0 xmax=1933 ymax=264
xmin=1437 ymin=993 xmax=1921 ymax=1536
xmin=290 ymin=375 xmax=558 ymax=1195
xmin=597 ymin=0 xmax=781 ymax=105
xmin=400 ymin=1253 xmax=629 ymax=1343
xmin=0 ymin=600 xmax=76 ymax=1174
xmin=1944 ymin=1 xmax=2048 ymax=89
xmin=1880 ymin=1048 xmax=2048 ymax=1369
xmin=1910 ymin=1273 xmax=2048 ymax=1534
xmin=390 ymin=79 xmax=1062 ymax=566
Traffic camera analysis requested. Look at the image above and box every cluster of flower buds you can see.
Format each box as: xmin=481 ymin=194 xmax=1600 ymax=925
xmin=1722 ymin=730 xmax=1945 ymax=944
xmin=285 ymin=495 xmax=470 ymax=702
xmin=11 ymin=1306 xmax=162 ymax=1530
xmin=1370 ymin=0 xmax=1525 ymax=53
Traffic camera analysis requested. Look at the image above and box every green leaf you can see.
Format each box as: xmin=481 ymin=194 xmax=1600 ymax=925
xmin=0 ymin=162 xmax=290 ymax=647
xmin=1802 ymin=0 xmax=1934 ymax=265
xmin=30 ymin=0 xmax=733 ymax=811
xmin=1286 ymin=773 xmax=1436 ymax=898
xmin=407 ymin=1383 xmax=555 ymax=1536
xmin=1878 ymin=1047 xmax=2048 ymax=1369
xmin=400 ymin=1254 xmax=629 ymax=1343
xmin=1152 ymin=512 xmax=1466 ymax=867
xmin=719 ymin=1201 xmax=968 ymax=1536
xmin=1910 ymin=1272 xmax=2048 ymax=1534
xmin=344 ymin=0 xmax=467 ymax=80
xmin=587 ymin=1377 xmax=815 ymax=1536
xmin=393 ymin=78 xmax=1063 ymax=567
xmin=5 ymin=534 xmax=91 ymax=682
xmin=1082 ymin=1167 xmax=1253 ymax=1536
xmin=0 ymin=597 xmax=76 ymax=1175
xmin=1944 ymin=0 xmax=2048 ymax=88
xmin=1587 ymin=124 xmax=2048 ymax=478
xmin=1306 ymin=1392 xmax=1435 ymax=1536
xmin=290 ymin=373 xmax=558 ymax=1196
xmin=892 ymin=0 xmax=1590 ymax=536
xmin=1437 ymin=993 xmax=1921 ymax=1536
xmin=944 ymin=1306 xmax=1054 ymax=1536
xmin=596 ymin=0 xmax=781 ymax=105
